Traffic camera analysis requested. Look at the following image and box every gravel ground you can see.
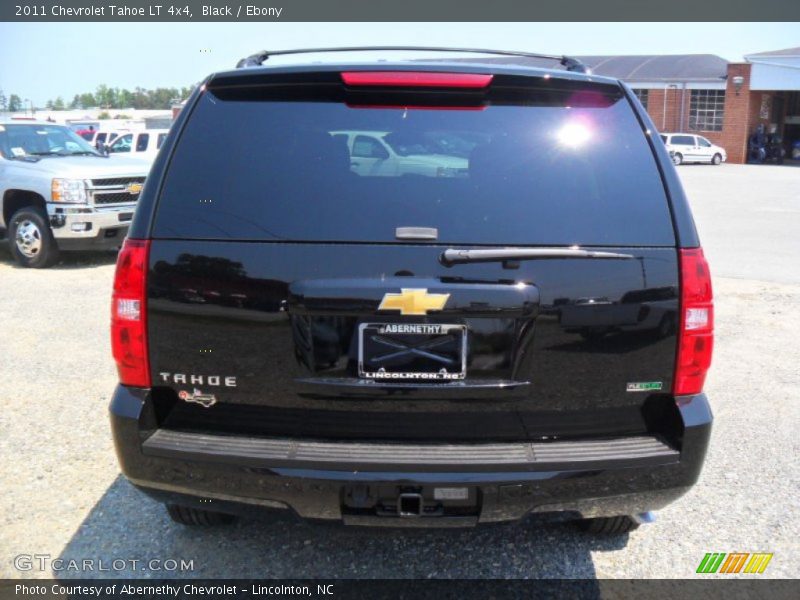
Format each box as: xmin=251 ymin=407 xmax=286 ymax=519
xmin=1 ymin=165 xmax=798 ymax=579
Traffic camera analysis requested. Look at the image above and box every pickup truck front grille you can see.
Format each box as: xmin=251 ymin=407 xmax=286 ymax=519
xmin=94 ymin=192 xmax=140 ymax=205
xmin=88 ymin=177 xmax=146 ymax=206
xmin=91 ymin=176 xmax=146 ymax=187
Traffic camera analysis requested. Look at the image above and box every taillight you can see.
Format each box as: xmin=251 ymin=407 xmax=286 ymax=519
xmin=341 ymin=71 xmax=493 ymax=88
xmin=674 ymin=248 xmax=714 ymax=395
xmin=111 ymin=238 xmax=150 ymax=387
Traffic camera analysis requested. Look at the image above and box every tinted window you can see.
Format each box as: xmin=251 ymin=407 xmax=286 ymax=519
xmin=154 ymin=86 xmax=674 ymax=246
xmin=671 ymin=135 xmax=695 ymax=146
xmin=110 ymin=134 xmax=132 ymax=153
xmin=157 ymin=133 xmax=168 ymax=148
xmin=96 ymin=132 xmax=107 ymax=143
xmin=697 ymin=137 xmax=712 ymax=147
xmin=136 ymin=133 xmax=150 ymax=152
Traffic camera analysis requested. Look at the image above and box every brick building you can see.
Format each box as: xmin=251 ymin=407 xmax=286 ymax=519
xmin=580 ymin=49 xmax=800 ymax=164
xmin=453 ymin=48 xmax=800 ymax=164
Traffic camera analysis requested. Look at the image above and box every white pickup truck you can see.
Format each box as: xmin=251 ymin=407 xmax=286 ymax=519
xmin=0 ymin=120 xmax=150 ymax=267
xmin=331 ymin=130 xmax=469 ymax=178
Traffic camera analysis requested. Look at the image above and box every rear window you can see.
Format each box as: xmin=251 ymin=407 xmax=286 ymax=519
xmin=154 ymin=80 xmax=674 ymax=246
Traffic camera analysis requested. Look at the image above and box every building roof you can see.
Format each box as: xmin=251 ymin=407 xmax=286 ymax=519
xmin=747 ymin=47 xmax=800 ymax=58
xmin=429 ymin=53 xmax=729 ymax=83
xmin=579 ymin=54 xmax=728 ymax=82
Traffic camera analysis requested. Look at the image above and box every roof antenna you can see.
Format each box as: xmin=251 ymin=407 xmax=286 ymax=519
xmin=561 ymin=57 xmax=591 ymax=74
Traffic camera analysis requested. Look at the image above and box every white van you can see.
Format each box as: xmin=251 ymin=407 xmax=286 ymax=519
xmin=107 ymin=129 xmax=169 ymax=161
xmin=660 ymin=133 xmax=727 ymax=165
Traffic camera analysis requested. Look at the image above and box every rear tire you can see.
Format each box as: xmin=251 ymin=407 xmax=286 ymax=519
xmin=8 ymin=207 xmax=60 ymax=268
xmin=672 ymin=153 xmax=683 ymax=166
xmin=577 ymin=515 xmax=640 ymax=534
xmin=712 ymin=153 xmax=722 ymax=165
xmin=166 ymin=503 xmax=236 ymax=526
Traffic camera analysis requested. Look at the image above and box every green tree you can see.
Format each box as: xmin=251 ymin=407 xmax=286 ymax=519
xmin=37 ymin=84 xmax=196 ymax=113
xmin=117 ymin=88 xmax=134 ymax=108
xmin=97 ymin=111 xmax=111 ymax=120
xmin=149 ymin=87 xmax=180 ymax=109
xmin=0 ymin=89 xmax=7 ymax=112
xmin=95 ymin=85 xmax=114 ymax=108
xmin=132 ymin=87 xmax=148 ymax=109
xmin=78 ymin=93 xmax=96 ymax=108
xmin=8 ymin=94 xmax=22 ymax=112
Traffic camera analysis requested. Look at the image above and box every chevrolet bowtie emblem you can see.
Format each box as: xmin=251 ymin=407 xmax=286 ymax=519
xmin=378 ymin=288 xmax=450 ymax=316
xmin=126 ymin=182 xmax=143 ymax=195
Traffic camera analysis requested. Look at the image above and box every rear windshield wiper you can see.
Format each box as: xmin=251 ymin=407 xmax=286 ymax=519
xmin=441 ymin=247 xmax=634 ymax=266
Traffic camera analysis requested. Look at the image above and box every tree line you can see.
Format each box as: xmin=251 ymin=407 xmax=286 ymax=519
xmin=0 ymin=84 xmax=196 ymax=112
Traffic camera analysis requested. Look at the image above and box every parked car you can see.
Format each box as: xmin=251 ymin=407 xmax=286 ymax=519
xmin=660 ymin=133 xmax=727 ymax=165
xmin=0 ymin=120 xmax=149 ymax=267
xmin=109 ymin=49 xmax=713 ymax=534
xmin=331 ymin=130 xmax=469 ymax=177
xmin=106 ymin=129 xmax=169 ymax=163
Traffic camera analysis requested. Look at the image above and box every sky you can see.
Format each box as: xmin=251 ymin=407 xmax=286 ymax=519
xmin=0 ymin=22 xmax=798 ymax=106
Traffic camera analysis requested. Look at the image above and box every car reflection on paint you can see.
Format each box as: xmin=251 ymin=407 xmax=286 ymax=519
xmin=559 ymin=287 xmax=678 ymax=340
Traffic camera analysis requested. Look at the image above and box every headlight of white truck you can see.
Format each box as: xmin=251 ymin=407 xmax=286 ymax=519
xmin=51 ymin=178 xmax=88 ymax=203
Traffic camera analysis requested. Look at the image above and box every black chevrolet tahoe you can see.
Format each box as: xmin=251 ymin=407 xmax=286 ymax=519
xmin=109 ymin=48 xmax=713 ymax=533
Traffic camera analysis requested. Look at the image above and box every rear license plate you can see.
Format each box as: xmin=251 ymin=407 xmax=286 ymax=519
xmin=358 ymin=323 xmax=467 ymax=381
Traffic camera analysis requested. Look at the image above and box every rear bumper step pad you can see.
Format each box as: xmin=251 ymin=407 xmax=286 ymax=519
xmin=142 ymin=429 xmax=679 ymax=472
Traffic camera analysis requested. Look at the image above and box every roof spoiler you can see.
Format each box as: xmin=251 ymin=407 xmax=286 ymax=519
xmin=234 ymin=46 xmax=591 ymax=74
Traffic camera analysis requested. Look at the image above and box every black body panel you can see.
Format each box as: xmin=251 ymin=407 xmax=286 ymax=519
xmin=147 ymin=241 xmax=678 ymax=442
xmin=110 ymin=385 xmax=712 ymax=525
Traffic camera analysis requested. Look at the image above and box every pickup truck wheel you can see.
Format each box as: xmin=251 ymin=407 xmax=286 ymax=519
xmin=8 ymin=207 xmax=59 ymax=268
xmin=165 ymin=503 xmax=236 ymax=526
xmin=577 ymin=515 xmax=640 ymax=534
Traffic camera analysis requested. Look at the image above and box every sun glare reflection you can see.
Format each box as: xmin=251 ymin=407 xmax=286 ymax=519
xmin=557 ymin=122 xmax=592 ymax=148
